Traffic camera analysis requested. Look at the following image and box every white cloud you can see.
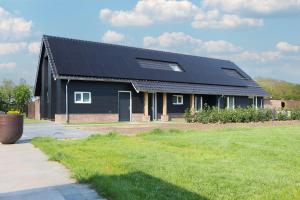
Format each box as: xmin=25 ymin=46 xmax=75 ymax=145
xmin=0 ymin=62 xmax=16 ymax=69
xmin=202 ymin=40 xmax=241 ymax=53
xmin=234 ymin=51 xmax=281 ymax=62
xmin=0 ymin=6 xmax=32 ymax=41
xmin=202 ymin=0 xmax=300 ymax=14
xmin=28 ymin=42 xmax=40 ymax=54
xmin=276 ymin=42 xmax=300 ymax=52
xmin=143 ymin=32 xmax=286 ymax=64
xmin=101 ymin=30 xmax=125 ymax=43
xmin=0 ymin=42 xmax=41 ymax=55
xmin=99 ymin=0 xmax=265 ymax=29
xmin=0 ymin=42 xmax=27 ymax=55
xmin=143 ymin=32 xmax=240 ymax=53
xmin=192 ymin=9 xmax=263 ymax=29
xmin=99 ymin=0 xmax=199 ymax=26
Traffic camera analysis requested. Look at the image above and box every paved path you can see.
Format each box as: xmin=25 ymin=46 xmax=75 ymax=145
xmin=0 ymin=143 xmax=105 ymax=200
xmin=0 ymin=123 xmax=105 ymax=200
xmin=21 ymin=122 xmax=94 ymax=141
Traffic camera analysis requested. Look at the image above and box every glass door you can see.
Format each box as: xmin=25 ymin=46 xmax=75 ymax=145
xmin=152 ymin=93 xmax=157 ymax=120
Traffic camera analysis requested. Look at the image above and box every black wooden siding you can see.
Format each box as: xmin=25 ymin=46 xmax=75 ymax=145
xmin=39 ymin=55 xmax=57 ymax=120
xmin=167 ymin=94 xmax=190 ymax=113
xmin=57 ymin=81 xmax=144 ymax=114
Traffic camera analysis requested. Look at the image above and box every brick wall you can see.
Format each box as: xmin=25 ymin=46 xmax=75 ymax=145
xmin=27 ymin=99 xmax=40 ymax=120
xmin=264 ymin=99 xmax=300 ymax=109
xmin=55 ymin=113 xmax=146 ymax=123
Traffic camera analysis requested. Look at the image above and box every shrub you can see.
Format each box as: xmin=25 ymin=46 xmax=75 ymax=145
xmin=185 ymin=107 xmax=274 ymax=124
xmin=184 ymin=108 xmax=195 ymax=123
xmin=291 ymin=109 xmax=300 ymax=120
xmin=276 ymin=110 xmax=290 ymax=121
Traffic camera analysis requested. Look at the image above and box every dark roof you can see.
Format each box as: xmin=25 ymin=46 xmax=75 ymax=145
xmin=132 ymin=80 xmax=268 ymax=96
xmin=34 ymin=35 xmax=268 ymax=97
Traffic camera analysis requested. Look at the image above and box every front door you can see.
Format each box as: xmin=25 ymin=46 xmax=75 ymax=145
xmin=118 ymin=91 xmax=131 ymax=121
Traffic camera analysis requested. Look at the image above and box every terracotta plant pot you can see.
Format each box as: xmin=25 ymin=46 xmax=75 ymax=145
xmin=0 ymin=114 xmax=24 ymax=144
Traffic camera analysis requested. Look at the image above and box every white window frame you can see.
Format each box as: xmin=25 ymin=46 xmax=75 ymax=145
xmin=227 ymin=96 xmax=235 ymax=110
xmin=74 ymin=92 xmax=92 ymax=104
xmin=172 ymin=95 xmax=184 ymax=105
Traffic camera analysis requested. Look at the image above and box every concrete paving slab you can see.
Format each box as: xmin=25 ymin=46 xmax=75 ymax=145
xmin=0 ymin=143 xmax=105 ymax=200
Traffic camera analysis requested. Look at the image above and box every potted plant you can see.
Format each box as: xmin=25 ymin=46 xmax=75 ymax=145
xmin=0 ymin=110 xmax=24 ymax=144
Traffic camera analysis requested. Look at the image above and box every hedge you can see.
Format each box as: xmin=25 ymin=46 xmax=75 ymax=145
xmin=184 ymin=106 xmax=300 ymax=123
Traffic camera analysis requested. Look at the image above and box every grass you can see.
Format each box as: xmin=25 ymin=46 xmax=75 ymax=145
xmin=24 ymin=118 xmax=47 ymax=124
xmin=32 ymin=126 xmax=300 ymax=200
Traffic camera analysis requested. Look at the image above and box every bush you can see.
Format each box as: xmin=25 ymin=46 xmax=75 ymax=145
xmin=184 ymin=109 xmax=195 ymax=123
xmin=185 ymin=107 xmax=273 ymax=124
xmin=291 ymin=109 xmax=300 ymax=120
xmin=276 ymin=110 xmax=290 ymax=121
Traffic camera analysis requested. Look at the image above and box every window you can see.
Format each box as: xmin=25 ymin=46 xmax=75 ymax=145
xmin=74 ymin=92 xmax=91 ymax=104
xmin=169 ymin=64 xmax=182 ymax=72
xmin=249 ymin=96 xmax=263 ymax=109
xmin=137 ymin=58 xmax=183 ymax=72
xmin=195 ymin=96 xmax=203 ymax=111
xmin=222 ymin=68 xmax=245 ymax=79
xmin=172 ymin=95 xmax=183 ymax=105
xmin=227 ymin=96 xmax=235 ymax=109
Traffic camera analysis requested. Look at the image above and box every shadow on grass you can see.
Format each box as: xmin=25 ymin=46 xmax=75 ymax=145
xmin=85 ymin=171 xmax=208 ymax=200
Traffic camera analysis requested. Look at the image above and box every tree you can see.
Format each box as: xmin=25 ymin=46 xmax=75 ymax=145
xmin=0 ymin=89 xmax=5 ymax=111
xmin=0 ymin=80 xmax=15 ymax=111
xmin=13 ymin=83 xmax=32 ymax=113
xmin=0 ymin=79 xmax=32 ymax=113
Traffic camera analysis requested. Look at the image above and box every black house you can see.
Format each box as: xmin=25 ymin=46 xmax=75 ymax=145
xmin=34 ymin=35 xmax=268 ymax=123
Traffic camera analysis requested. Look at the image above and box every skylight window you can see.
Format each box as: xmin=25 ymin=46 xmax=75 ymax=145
xmin=137 ymin=58 xmax=183 ymax=72
xmin=169 ymin=64 xmax=182 ymax=72
xmin=222 ymin=68 xmax=245 ymax=79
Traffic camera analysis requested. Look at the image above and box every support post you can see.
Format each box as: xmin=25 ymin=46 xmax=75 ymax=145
xmin=142 ymin=92 xmax=150 ymax=122
xmin=190 ymin=94 xmax=195 ymax=112
xmin=161 ymin=93 xmax=169 ymax=121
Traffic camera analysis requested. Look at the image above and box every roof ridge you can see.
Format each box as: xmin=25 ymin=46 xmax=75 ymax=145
xmin=42 ymin=34 xmax=231 ymax=63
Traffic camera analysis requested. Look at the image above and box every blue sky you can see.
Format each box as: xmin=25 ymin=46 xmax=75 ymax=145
xmin=0 ymin=0 xmax=300 ymax=85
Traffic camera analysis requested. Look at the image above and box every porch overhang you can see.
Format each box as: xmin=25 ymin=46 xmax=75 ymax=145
xmin=131 ymin=80 xmax=269 ymax=97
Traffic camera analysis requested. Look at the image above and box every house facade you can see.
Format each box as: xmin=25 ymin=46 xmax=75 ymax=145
xmin=34 ymin=35 xmax=268 ymax=123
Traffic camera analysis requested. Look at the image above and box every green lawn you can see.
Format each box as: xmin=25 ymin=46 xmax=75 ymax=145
xmin=32 ymin=126 xmax=300 ymax=200
xmin=24 ymin=118 xmax=47 ymax=124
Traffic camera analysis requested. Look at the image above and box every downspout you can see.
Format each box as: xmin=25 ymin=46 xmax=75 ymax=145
xmin=65 ymin=79 xmax=70 ymax=123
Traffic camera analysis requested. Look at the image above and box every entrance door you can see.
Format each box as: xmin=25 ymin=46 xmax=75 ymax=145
xmin=118 ymin=91 xmax=131 ymax=121
xmin=150 ymin=93 xmax=157 ymax=121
